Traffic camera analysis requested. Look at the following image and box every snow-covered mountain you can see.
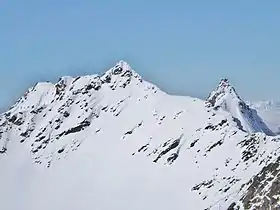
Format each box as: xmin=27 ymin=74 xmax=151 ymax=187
xmin=207 ymin=78 xmax=274 ymax=136
xmin=1 ymin=61 xmax=280 ymax=210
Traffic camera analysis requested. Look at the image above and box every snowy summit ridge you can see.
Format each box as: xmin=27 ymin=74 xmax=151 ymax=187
xmin=207 ymin=78 xmax=274 ymax=136
xmin=1 ymin=61 xmax=280 ymax=210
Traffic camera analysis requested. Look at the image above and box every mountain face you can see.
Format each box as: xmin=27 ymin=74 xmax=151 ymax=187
xmin=207 ymin=79 xmax=274 ymax=136
xmin=1 ymin=61 xmax=280 ymax=210
xmin=248 ymin=100 xmax=280 ymax=135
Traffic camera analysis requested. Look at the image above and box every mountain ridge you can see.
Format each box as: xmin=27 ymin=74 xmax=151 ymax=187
xmin=1 ymin=61 xmax=280 ymax=210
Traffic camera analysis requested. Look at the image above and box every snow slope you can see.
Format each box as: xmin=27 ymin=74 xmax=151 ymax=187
xmin=207 ymin=79 xmax=274 ymax=136
xmin=249 ymin=100 xmax=280 ymax=135
xmin=0 ymin=61 xmax=280 ymax=210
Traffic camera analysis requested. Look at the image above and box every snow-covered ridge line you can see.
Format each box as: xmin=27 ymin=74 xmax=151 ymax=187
xmin=0 ymin=61 xmax=280 ymax=210
xmin=8 ymin=60 xmax=143 ymax=113
xmin=32 ymin=60 xmax=140 ymax=88
xmin=206 ymin=78 xmax=275 ymax=136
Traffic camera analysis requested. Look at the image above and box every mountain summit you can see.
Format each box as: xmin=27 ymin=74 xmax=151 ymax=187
xmin=0 ymin=62 xmax=280 ymax=210
xmin=206 ymin=78 xmax=274 ymax=136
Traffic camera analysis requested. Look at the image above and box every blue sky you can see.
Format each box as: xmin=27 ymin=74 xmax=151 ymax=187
xmin=1 ymin=1 xmax=280 ymax=110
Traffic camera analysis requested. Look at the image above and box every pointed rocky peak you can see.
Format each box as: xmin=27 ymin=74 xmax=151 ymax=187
xmin=218 ymin=78 xmax=230 ymax=87
xmin=112 ymin=60 xmax=132 ymax=73
xmin=56 ymin=76 xmax=73 ymax=86
xmin=114 ymin=60 xmax=132 ymax=74
xmin=100 ymin=60 xmax=143 ymax=89
xmin=103 ymin=60 xmax=141 ymax=79
xmin=206 ymin=78 xmax=275 ymax=136
xmin=206 ymin=78 xmax=242 ymax=107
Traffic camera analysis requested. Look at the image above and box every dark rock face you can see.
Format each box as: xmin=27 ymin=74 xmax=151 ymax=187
xmin=152 ymin=135 xmax=184 ymax=164
xmin=63 ymin=111 xmax=70 ymax=118
xmin=227 ymin=202 xmax=236 ymax=210
xmin=7 ymin=114 xmax=24 ymax=126
xmin=237 ymin=156 xmax=280 ymax=209
xmin=63 ymin=120 xmax=91 ymax=136
xmin=238 ymin=134 xmax=261 ymax=162
xmin=153 ymin=138 xmax=180 ymax=163
xmin=192 ymin=179 xmax=214 ymax=191
xmin=0 ymin=147 xmax=7 ymax=153
xmin=112 ymin=66 xmax=123 ymax=75
xmin=31 ymin=106 xmax=45 ymax=114
xmin=20 ymin=127 xmax=35 ymax=138
xmin=232 ymin=117 xmax=246 ymax=132
xmin=85 ymin=81 xmax=101 ymax=91
xmin=204 ymin=119 xmax=229 ymax=131
xmin=206 ymin=139 xmax=224 ymax=152
xmin=56 ymin=77 xmax=71 ymax=95
xmin=102 ymin=75 xmax=111 ymax=83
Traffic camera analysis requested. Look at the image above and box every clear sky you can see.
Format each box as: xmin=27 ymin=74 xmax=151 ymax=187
xmin=1 ymin=1 xmax=280 ymax=110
